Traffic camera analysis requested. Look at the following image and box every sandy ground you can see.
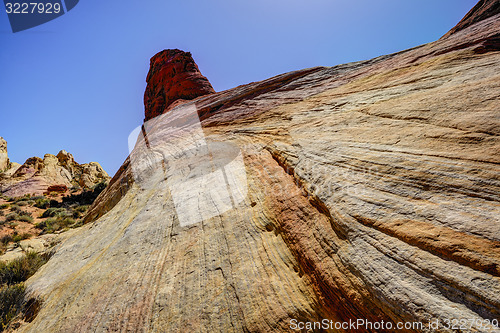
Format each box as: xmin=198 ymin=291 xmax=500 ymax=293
xmin=0 ymin=191 xmax=73 ymax=254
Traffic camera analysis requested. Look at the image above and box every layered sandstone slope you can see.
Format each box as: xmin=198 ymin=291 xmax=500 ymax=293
xmin=0 ymin=145 xmax=110 ymax=197
xmin=20 ymin=2 xmax=500 ymax=332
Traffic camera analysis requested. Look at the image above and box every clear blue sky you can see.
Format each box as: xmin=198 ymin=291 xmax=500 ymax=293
xmin=0 ymin=0 xmax=478 ymax=176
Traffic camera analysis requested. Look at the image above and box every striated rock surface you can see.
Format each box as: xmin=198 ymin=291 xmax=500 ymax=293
xmin=444 ymin=0 xmax=500 ymax=37
xmin=18 ymin=2 xmax=500 ymax=332
xmin=144 ymin=49 xmax=215 ymax=121
xmin=0 ymin=148 xmax=110 ymax=197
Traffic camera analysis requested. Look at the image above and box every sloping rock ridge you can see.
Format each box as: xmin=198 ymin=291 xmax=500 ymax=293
xmin=18 ymin=1 xmax=500 ymax=332
xmin=0 ymin=143 xmax=110 ymax=197
xmin=443 ymin=0 xmax=500 ymax=37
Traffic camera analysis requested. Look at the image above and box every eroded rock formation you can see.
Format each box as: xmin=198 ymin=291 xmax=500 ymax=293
xmin=18 ymin=1 xmax=500 ymax=332
xmin=144 ymin=49 xmax=215 ymax=121
xmin=0 ymin=137 xmax=9 ymax=172
xmin=0 ymin=146 xmax=110 ymax=197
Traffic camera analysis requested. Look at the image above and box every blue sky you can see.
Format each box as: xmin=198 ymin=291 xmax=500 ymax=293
xmin=0 ymin=0 xmax=478 ymax=176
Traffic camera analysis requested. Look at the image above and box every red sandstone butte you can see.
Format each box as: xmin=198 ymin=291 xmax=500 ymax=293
xmin=45 ymin=184 xmax=68 ymax=194
xmin=143 ymin=49 xmax=215 ymax=121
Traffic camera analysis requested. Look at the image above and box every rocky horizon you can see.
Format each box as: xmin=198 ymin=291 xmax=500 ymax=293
xmin=0 ymin=137 xmax=110 ymax=198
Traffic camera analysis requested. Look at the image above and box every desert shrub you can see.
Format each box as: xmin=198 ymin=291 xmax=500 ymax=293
xmin=70 ymin=185 xmax=81 ymax=193
xmin=11 ymin=233 xmax=30 ymax=243
xmin=19 ymin=211 xmax=31 ymax=218
xmin=62 ymin=182 xmax=107 ymax=206
xmin=0 ymin=235 xmax=12 ymax=246
xmin=36 ymin=217 xmax=76 ymax=234
xmin=16 ymin=201 xmax=27 ymax=207
xmin=17 ymin=215 xmax=33 ymax=223
xmin=0 ymin=252 xmax=47 ymax=286
xmin=33 ymin=198 xmax=50 ymax=209
xmin=74 ymin=205 xmax=89 ymax=213
xmin=13 ymin=195 xmax=30 ymax=204
xmin=4 ymin=213 xmax=18 ymax=222
xmin=8 ymin=207 xmax=31 ymax=219
xmin=0 ymin=252 xmax=48 ymax=329
xmin=0 ymin=204 xmax=9 ymax=210
xmin=0 ymin=283 xmax=25 ymax=330
xmin=40 ymin=208 xmax=67 ymax=218
xmin=69 ymin=205 xmax=89 ymax=219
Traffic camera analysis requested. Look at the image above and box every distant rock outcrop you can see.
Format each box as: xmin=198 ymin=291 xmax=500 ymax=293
xmin=0 ymin=137 xmax=9 ymax=172
xmin=143 ymin=49 xmax=215 ymax=121
xmin=0 ymin=143 xmax=110 ymax=197
xmin=17 ymin=1 xmax=500 ymax=332
xmin=45 ymin=184 xmax=68 ymax=194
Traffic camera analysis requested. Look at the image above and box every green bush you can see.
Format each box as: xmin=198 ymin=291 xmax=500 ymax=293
xmin=40 ymin=208 xmax=67 ymax=218
xmin=16 ymin=201 xmax=28 ymax=207
xmin=0 ymin=204 xmax=9 ymax=210
xmin=0 ymin=283 xmax=25 ymax=330
xmin=0 ymin=235 xmax=12 ymax=245
xmin=11 ymin=233 xmax=30 ymax=243
xmin=5 ymin=210 xmax=32 ymax=223
xmin=33 ymin=198 xmax=50 ymax=209
xmin=74 ymin=205 xmax=89 ymax=213
xmin=17 ymin=216 xmax=33 ymax=223
xmin=70 ymin=205 xmax=89 ymax=219
xmin=0 ymin=251 xmax=47 ymax=329
xmin=36 ymin=217 xmax=75 ymax=234
xmin=0 ymin=252 xmax=47 ymax=286
xmin=9 ymin=205 xmax=20 ymax=213
xmin=5 ymin=213 xmax=19 ymax=222
xmin=62 ymin=182 xmax=107 ymax=206
xmin=10 ymin=207 xmax=31 ymax=218
xmin=14 ymin=195 xmax=30 ymax=203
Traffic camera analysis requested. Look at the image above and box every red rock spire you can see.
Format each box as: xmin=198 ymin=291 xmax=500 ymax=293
xmin=143 ymin=49 xmax=215 ymax=121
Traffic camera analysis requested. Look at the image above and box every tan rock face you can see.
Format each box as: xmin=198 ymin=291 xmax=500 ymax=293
xmin=19 ymin=3 xmax=500 ymax=333
xmin=0 ymin=137 xmax=9 ymax=172
xmin=79 ymin=162 xmax=109 ymax=188
xmin=0 ymin=149 xmax=110 ymax=197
